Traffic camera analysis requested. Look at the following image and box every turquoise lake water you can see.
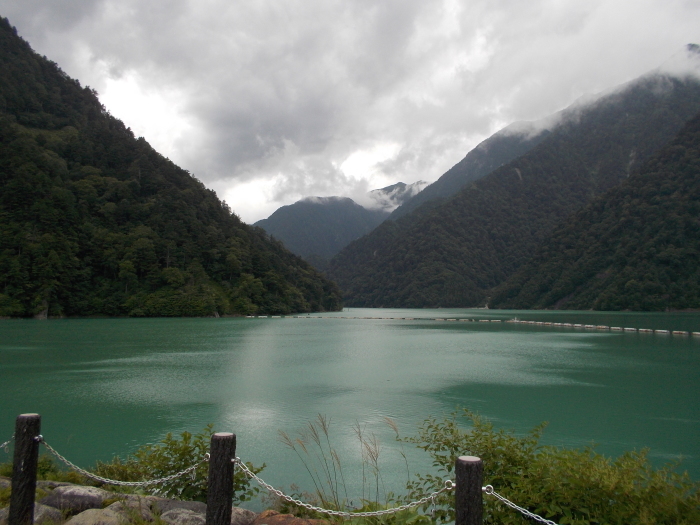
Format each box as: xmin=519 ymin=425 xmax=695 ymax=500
xmin=1 ymin=308 xmax=699 ymax=508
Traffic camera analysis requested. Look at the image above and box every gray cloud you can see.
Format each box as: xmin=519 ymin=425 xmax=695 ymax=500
xmin=1 ymin=0 xmax=698 ymax=222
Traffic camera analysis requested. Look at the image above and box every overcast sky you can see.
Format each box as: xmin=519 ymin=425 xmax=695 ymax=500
xmin=1 ymin=0 xmax=699 ymax=222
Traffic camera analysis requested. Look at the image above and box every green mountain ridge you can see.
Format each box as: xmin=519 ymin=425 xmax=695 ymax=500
xmin=254 ymin=196 xmax=388 ymax=270
xmin=388 ymin=121 xmax=551 ymax=220
xmin=254 ymin=181 xmax=428 ymax=270
xmin=490 ymin=110 xmax=700 ymax=311
xmin=0 ymin=17 xmax=342 ymax=317
xmin=328 ymin=59 xmax=700 ymax=308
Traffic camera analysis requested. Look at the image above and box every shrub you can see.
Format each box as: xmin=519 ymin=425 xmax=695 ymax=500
xmin=93 ymin=425 xmax=264 ymax=503
xmin=401 ymin=409 xmax=700 ymax=525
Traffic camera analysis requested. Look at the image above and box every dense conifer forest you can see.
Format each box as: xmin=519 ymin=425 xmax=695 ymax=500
xmin=0 ymin=18 xmax=342 ymax=317
xmin=328 ymin=64 xmax=700 ymax=308
xmin=490 ymin=110 xmax=700 ymax=311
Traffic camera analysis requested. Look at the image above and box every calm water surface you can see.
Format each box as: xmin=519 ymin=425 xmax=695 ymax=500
xmin=1 ymin=308 xmax=699 ymax=507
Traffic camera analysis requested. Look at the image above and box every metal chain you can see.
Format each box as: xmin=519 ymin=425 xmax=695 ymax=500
xmin=1 ymin=435 xmax=13 ymax=453
xmin=39 ymin=437 xmax=209 ymax=487
xmin=483 ymin=485 xmax=560 ymax=525
xmin=234 ymin=457 xmax=454 ymax=518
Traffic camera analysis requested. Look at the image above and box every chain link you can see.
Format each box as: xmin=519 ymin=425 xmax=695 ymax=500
xmin=1 ymin=435 xmax=12 ymax=453
xmin=40 ymin=437 xmax=209 ymax=487
xmin=483 ymin=485 xmax=560 ymax=525
xmin=20 ymin=434 xmax=561 ymax=524
xmin=234 ymin=457 xmax=454 ymax=518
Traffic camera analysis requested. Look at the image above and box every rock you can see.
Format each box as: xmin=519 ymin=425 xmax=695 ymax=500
xmin=107 ymin=497 xmax=154 ymax=521
xmin=160 ymin=508 xmax=205 ymax=525
xmin=148 ymin=497 xmax=207 ymax=515
xmin=39 ymin=485 xmax=114 ymax=515
xmin=0 ymin=502 xmax=61 ymax=525
xmin=231 ymin=507 xmax=257 ymax=525
xmin=64 ymin=508 xmax=122 ymax=525
xmin=0 ymin=477 xmax=9 ymax=490
xmin=251 ymin=510 xmax=328 ymax=525
xmin=34 ymin=503 xmax=65 ymax=524
xmin=37 ymin=480 xmax=75 ymax=491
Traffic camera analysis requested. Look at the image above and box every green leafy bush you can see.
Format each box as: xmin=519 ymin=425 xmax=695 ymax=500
xmin=0 ymin=454 xmax=86 ymax=482
xmin=401 ymin=409 xmax=700 ymax=525
xmin=0 ymin=429 xmax=263 ymax=508
xmin=93 ymin=425 xmax=264 ymax=503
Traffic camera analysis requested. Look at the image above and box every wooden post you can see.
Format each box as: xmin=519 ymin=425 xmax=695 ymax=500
xmin=9 ymin=413 xmax=41 ymax=525
xmin=455 ymin=456 xmax=483 ymax=525
xmin=206 ymin=432 xmax=236 ymax=525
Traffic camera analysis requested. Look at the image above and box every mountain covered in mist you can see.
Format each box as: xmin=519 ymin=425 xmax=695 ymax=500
xmin=254 ymin=181 xmax=427 ymax=269
xmin=490 ymin=110 xmax=700 ymax=311
xmin=328 ymin=47 xmax=700 ymax=308
xmin=0 ymin=17 xmax=342 ymax=317
xmin=368 ymin=180 xmax=429 ymax=214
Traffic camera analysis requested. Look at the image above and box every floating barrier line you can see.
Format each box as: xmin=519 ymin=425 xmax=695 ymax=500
xmin=242 ymin=315 xmax=697 ymax=337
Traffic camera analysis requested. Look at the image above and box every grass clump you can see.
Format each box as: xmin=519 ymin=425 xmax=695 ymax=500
xmin=276 ymin=415 xmax=428 ymax=525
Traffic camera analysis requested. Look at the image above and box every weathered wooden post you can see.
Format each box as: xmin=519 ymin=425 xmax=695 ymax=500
xmin=206 ymin=432 xmax=236 ymax=525
xmin=9 ymin=413 xmax=41 ymax=525
xmin=455 ymin=456 xmax=483 ymax=525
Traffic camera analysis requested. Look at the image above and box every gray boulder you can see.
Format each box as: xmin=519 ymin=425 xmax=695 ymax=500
xmin=230 ymin=507 xmax=257 ymax=525
xmin=148 ymin=498 xmax=207 ymax=515
xmin=34 ymin=503 xmax=64 ymax=524
xmin=39 ymin=485 xmax=114 ymax=515
xmin=0 ymin=503 xmax=63 ymax=525
xmin=160 ymin=508 xmax=205 ymax=525
xmin=107 ymin=496 xmax=154 ymax=521
xmin=63 ymin=508 xmax=122 ymax=525
xmin=37 ymin=481 xmax=75 ymax=491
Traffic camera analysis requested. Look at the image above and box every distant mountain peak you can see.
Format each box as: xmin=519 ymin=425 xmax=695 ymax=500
xmin=365 ymin=180 xmax=429 ymax=212
xmin=301 ymin=195 xmax=351 ymax=205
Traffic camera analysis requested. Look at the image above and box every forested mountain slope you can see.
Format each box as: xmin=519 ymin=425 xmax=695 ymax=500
xmin=0 ymin=17 xmax=341 ymax=317
xmin=389 ymin=122 xmax=550 ymax=220
xmin=328 ymin=53 xmax=700 ymax=308
xmin=254 ymin=197 xmax=388 ymax=269
xmin=490 ymin=111 xmax=700 ymax=311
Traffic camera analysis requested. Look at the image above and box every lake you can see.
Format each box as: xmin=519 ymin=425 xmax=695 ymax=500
xmin=1 ymin=308 xmax=699 ymax=508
